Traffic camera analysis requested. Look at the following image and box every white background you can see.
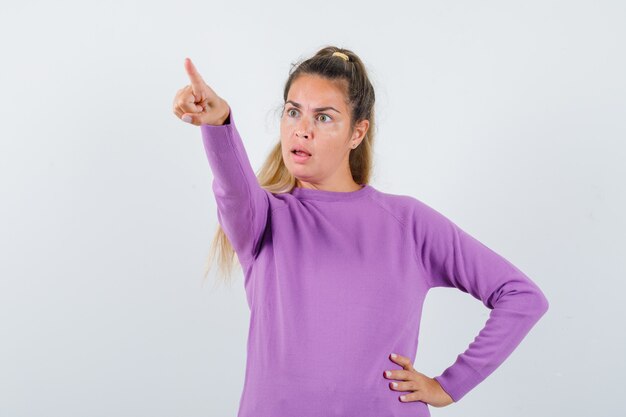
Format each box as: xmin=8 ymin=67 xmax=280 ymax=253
xmin=1 ymin=1 xmax=624 ymax=416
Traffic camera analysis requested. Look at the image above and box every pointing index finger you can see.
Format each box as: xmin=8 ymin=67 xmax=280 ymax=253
xmin=184 ymin=57 xmax=206 ymax=93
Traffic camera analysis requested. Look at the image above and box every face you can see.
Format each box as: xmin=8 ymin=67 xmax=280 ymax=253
xmin=280 ymin=74 xmax=369 ymax=189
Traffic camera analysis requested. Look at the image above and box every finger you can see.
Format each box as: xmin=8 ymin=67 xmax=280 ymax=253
xmin=181 ymin=90 xmax=205 ymax=113
xmin=389 ymin=380 xmax=419 ymax=392
xmin=184 ymin=58 xmax=222 ymax=103
xmin=184 ymin=57 xmax=206 ymax=95
xmin=180 ymin=112 xmax=199 ymax=125
xmin=174 ymin=101 xmax=199 ymax=125
xmin=174 ymin=101 xmax=183 ymax=115
xmin=173 ymin=108 xmax=193 ymax=123
xmin=383 ymin=369 xmax=413 ymax=381
xmin=389 ymin=353 xmax=415 ymax=371
xmin=173 ymin=86 xmax=205 ymax=115
xmin=174 ymin=102 xmax=193 ymax=119
xmin=398 ymin=391 xmax=424 ymax=403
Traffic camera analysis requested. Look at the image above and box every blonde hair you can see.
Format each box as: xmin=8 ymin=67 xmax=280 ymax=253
xmin=203 ymin=45 xmax=377 ymax=288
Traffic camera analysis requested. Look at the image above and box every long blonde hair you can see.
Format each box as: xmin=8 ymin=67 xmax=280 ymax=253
xmin=203 ymin=45 xmax=378 ymax=288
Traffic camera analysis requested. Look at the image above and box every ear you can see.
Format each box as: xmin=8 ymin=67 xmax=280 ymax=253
xmin=351 ymin=119 xmax=370 ymax=145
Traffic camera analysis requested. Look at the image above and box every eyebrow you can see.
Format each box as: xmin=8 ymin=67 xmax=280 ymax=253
xmin=285 ymin=100 xmax=341 ymax=114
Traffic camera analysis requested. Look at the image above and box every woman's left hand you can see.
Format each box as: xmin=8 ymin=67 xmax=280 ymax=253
xmin=383 ymin=353 xmax=455 ymax=408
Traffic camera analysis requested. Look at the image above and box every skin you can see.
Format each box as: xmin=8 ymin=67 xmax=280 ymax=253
xmin=385 ymin=353 xmax=455 ymax=407
xmin=280 ymin=74 xmax=368 ymax=192
xmin=173 ymin=58 xmax=231 ymax=126
xmin=173 ymin=59 xmax=454 ymax=408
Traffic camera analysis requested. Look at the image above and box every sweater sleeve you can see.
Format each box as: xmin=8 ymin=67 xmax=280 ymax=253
xmin=413 ymin=199 xmax=549 ymax=403
xmin=200 ymin=106 xmax=271 ymax=267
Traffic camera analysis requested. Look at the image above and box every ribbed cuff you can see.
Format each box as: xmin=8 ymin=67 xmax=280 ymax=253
xmin=200 ymin=105 xmax=236 ymax=155
xmin=433 ymin=358 xmax=484 ymax=403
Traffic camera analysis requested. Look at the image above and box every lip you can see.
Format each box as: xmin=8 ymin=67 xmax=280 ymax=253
xmin=291 ymin=151 xmax=311 ymax=163
xmin=291 ymin=146 xmax=312 ymax=156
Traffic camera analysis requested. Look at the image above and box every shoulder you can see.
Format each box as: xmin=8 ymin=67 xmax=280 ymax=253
xmin=367 ymin=187 xmax=431 ymax=225
xmin=369 ymin=187 xmax=457 ymax=236
xmin=368 ymin=187 xmax=436 ymax=215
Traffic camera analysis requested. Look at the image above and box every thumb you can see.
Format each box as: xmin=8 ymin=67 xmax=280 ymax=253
xmin=181 ymin=113 xmax=199 ymax=125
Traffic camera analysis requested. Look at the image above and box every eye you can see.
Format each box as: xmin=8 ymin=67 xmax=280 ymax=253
xmin=284 ymin=107 xmax=332 ymax=122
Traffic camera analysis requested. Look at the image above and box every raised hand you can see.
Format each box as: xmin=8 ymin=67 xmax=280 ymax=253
xmin=383 ymin=353 xmax=454 ymax=407
xmin=172 ymin=57 xmax=230 ymax=126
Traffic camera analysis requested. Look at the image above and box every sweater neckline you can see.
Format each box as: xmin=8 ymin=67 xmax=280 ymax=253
xmin=289 ymin=183 xmax=374 ymax=202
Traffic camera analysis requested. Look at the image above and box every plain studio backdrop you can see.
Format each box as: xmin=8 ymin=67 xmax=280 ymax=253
xmin=1 ymin=1 xmax=624 ymax=416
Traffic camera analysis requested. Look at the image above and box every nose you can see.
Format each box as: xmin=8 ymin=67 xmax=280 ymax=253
xmin=295 ymin=118 xmax=311 ymax=139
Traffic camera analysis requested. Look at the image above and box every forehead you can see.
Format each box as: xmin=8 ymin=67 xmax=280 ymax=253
xmin=287 ymin=75 xmax=348 ymax=109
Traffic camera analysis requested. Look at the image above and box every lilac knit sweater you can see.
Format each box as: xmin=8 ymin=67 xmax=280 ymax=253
xmin=200 ymin=107 xmax=549 ymax=417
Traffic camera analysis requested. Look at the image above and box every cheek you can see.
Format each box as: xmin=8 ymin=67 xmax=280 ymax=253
xmin=281 ymin=118 xmax=297 ymax=131
xmin=319 ymin=144 xmax=345 ymax=165
xmin=280 ymin=142 xmax=294 ymax=166
xmin=279 ymin=124 xmax=291 ymax=147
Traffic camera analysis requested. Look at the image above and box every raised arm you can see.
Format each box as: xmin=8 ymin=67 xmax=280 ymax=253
xmin=173 ymin=57 xmax=270 ymax=266
xmin=200 ymin=106 xmax=270 ymax=266
xmin=412 ymin=199 xmax=549 ymax=402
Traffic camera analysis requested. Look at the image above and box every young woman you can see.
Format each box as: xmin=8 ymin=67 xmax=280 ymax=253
xmin=172 ymin=46 xmax=549 ymax=417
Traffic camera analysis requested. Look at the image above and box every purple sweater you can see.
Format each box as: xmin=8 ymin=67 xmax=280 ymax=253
xmin=200 ymin=107 xmax=549 ymax=417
